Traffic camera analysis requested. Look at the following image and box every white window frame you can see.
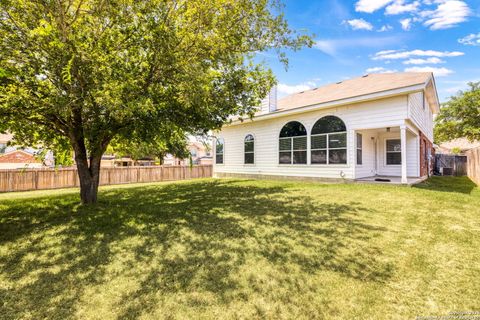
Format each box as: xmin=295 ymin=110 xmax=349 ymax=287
xmin=215 ymin=138 xmax=224 ymax=165
xmin=244 ymin=134 xmax=255 ymax=165
xmin=279 ymin=135 xmax=307 ymax=165
xmin=385 ymin=138 xmax=401 ymax=166
xmin=356 ymin=133 xmax=362 ymax=166
xmin=310 ymin=131 xmax=347 ymax=165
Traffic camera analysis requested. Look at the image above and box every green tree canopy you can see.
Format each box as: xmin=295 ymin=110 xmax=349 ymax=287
xmin=110 ymin=129 xmax=190 ymax=164
xmin=435 ymin=82 xmax=480 ymax=144
xmin=0 ymin=0 xmax=311 ymax=203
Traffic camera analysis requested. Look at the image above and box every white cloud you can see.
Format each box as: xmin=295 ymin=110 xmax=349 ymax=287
xmin=277 ymin=82 xmax=317 ymax=96
xmin=365 ymin=67 xmax=398 ymax=73
xmin=458 ymin=33 xmax=480 ymax=46
xmin=400 ymin=18 xmax=412 ymax=30
xmin=378 ymin=24 xmax=393 ymax=32
xmin=422 ymin=0 xmax=470 ymax=30
xmin=404 ymin=66 xmax=453 ymax=77
xmin=403 ymin=57 xmax=445 ymax=64
xmin=344 ymin=19 xmax=374 ymax=30
xmin=314 ymin=36 xmax=401 ymax=56
xmin=385 ymin=0 xmax=420 ymax=15
xmin=372 ymin=49 xmax=464 ymax=60
xmin=355 ymin=0 xmax=394 ymax=13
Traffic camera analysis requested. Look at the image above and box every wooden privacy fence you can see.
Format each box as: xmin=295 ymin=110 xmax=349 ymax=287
xmin=434 ymin=154 xmax=468 ymax=176
xmin=466 ymin=147 xmax=480 ymax=185
xmin=0 ymin=165 xmax=213 ymax=193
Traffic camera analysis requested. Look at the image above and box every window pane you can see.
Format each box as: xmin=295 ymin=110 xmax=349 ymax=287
xmin=311 ymin=116 xmax=346 ymax=134
xmin=245 ymin=153 xmax=254 ymax=164
xmin=216 ymin=154 xmax=223 ymax=164
xmin=279 ymin=138 xmax=291 ymax=151
xmin=279 ymin=121 xmax=307 ymax=137
xmin=357 ymin=149 xmax=362 ymax=165
xmin=245 ymin=134 xmax=254 ymax=142
xmin=244 ymin=141 xmax=254 ymax=153
xmin=329 ymin=149 xmax=347 ymax=164
xmin=311 ymin=150 xmax=327 ymax=164
xmin=216 ymin=142 xmax=224 ymax=154
xmin=329 ymin=133 xmax=347 ymax=148
xmin=387 ymin=152 xmax=401 ymax=165
xmin=356 ymin=133 xmax=362 ymax=149
xmin=292 ymin=136 xmax=307 ymax=150
xmin=311 ymin=135 xmax=327 ymax=149
xmin=279 ymin=152 xmax=291 ymax=164
xmin=387 ymin=139 xmax=401 ymax=152
xmin=293 ymin=151 xmax=307 ymax=164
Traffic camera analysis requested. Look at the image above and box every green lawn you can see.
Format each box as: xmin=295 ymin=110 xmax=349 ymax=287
xmin=1 ymin=177 xmax=479 ymax=319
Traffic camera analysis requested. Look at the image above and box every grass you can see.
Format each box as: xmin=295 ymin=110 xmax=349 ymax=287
xmin=0 ymin=176 xmax=479 ymax=319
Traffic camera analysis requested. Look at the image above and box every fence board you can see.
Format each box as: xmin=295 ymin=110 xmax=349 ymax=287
xmin=466 ymin=147 xmax=480 ymax=185
xmin=0 ymin=165 xmax=212 ymax=193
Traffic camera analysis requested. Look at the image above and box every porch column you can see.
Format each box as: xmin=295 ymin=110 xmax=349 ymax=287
xmin=400 ymin=125 xmax=407 ymax=184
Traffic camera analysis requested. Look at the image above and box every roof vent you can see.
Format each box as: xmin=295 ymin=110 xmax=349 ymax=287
xmin=299 ymin=91 xmax=304 ymax=93
xmin=312 ymin=88 xmax=318 ymax=91
xmin=336 ymin=81 xmax=342 ymax=84
xmin=362 ymin=74 xmax=369 ymax=77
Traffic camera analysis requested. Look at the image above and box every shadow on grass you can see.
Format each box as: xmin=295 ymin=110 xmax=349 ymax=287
xmin=0 ymin=179 xmax=392 ymax=319
xmin=414 ymin=176 xmax=477 ymax=194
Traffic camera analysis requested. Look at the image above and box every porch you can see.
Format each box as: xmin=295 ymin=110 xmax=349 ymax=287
xmin=355 ymin=175 xmax=426 ymax=186
xmin=353 ymin=124 xmax=422 ymax=184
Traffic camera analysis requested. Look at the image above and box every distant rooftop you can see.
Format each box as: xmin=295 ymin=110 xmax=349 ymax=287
xmin=277 ymin=72 xmax=433 ymax=111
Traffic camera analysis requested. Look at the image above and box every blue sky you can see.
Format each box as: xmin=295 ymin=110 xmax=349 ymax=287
xmin=259 ymin=0 xmax=480 ymax=102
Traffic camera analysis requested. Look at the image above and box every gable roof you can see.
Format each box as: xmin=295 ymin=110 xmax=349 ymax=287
xmin=0 ymin=150 xmax=39 ymax=164
xmin=277 ymin=72 xmax=433 ymax=111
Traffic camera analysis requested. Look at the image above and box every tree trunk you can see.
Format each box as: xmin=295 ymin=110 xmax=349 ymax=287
xmin=74 ymin=146 xmax=102 ymax=204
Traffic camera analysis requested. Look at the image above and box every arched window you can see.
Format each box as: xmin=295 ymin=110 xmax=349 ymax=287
xmin=244 ymin=134 xmax=254 ymax=164
xmin=215 ymin=138 xmax=224 ymax=164
xmin=279 ymin=121 xmax=307 ymax=164
xmin=311 ymin=116 xmax=347 ymax=164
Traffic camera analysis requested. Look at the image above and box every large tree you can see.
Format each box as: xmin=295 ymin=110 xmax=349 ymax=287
xmin=435 ymin=82 xmax=480 ymax=143
xmin=0 ymin=0 xmax=311 ymax=203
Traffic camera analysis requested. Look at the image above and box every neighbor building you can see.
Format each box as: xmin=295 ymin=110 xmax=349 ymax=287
xmin=0 ymin=133 xmax=53 ymax=169
xmin=213 ymin=73 xmax=439 ymax=184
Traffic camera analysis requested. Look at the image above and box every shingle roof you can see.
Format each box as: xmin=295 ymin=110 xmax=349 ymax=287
xmin=277 ymin=72 xmax=432 ymax=111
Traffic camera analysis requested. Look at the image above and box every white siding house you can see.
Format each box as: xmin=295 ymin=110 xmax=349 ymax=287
xmin=213 ymin=73 xmax=439 ymax=184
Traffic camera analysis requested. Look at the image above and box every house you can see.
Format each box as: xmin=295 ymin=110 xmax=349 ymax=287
xmin=163 ymin=141 xmax=212 ymax=166
xmin=435 ymin=138 xmax=480 ymax=155
xmin=213 ymin=73 xmax=439 ymax=184
xmin=0 ymin=150 xmax=43 ymax=169
xmin=0 ymin=133 xmax=54 ymax=169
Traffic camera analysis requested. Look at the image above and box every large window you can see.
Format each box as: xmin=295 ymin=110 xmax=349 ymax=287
xmin=244 ymin=134 xmax=254 ymax=164
xmin=215 ymin=138 xmax=224 ymax=164
xmin=0 ymin=143 xmax=5 ymax=154
xmin=356 ymin=133 xmax=362 ymax=165
xmin=386 ymin=139 xmax=401 ymax=165
xmin=279 ymin=121 xmax=307 ymax=164
xmin=311 ymin=116 xmax=347 ymax=164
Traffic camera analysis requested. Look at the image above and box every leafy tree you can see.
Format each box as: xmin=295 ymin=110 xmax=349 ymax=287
xmin=435 ymin=82 xmax=480 ymax=143
xmin=110 ymin=129 xmax=190 ymax=165
xmin=0 ymin=0 xmax=311 ymax=203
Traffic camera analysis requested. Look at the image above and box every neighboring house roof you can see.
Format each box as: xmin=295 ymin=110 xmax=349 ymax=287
xmin=437 ymin=138 xmax=480 ymax=153
xmin=0 ymin=150 xmax=40 ymax=164
xmin=277 ymin=72 xmax=433 ymax=111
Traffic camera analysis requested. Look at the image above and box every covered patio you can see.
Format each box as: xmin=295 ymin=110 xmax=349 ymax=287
xmin=353 ymin=123 xmax=423 ymax=184
xmin=355 ymin=175 xmax=427 ymax=186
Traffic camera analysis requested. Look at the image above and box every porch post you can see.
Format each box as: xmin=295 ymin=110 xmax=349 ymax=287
xmin=400 ymin=125 xmax=407 ymax=184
